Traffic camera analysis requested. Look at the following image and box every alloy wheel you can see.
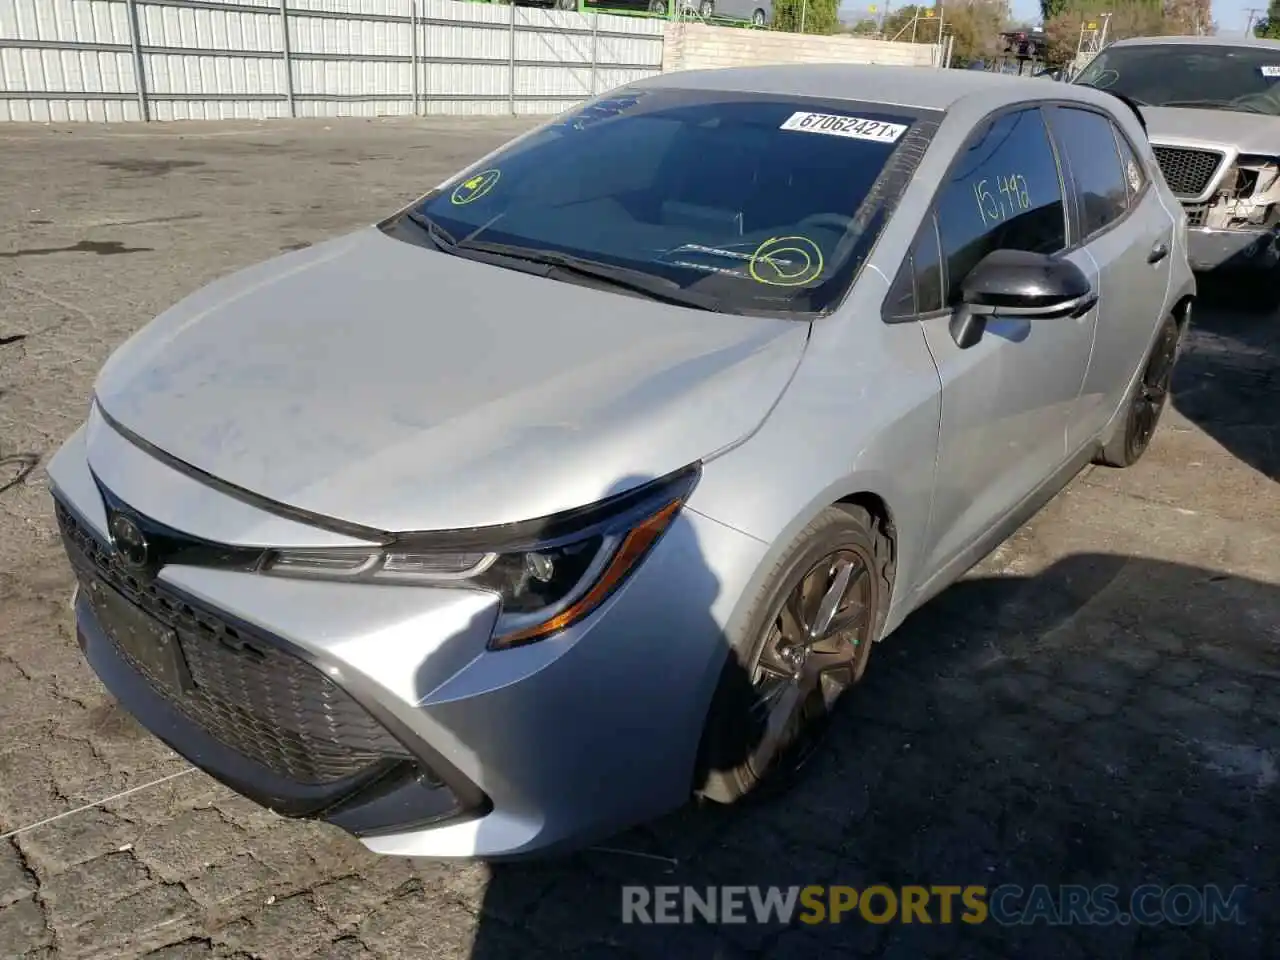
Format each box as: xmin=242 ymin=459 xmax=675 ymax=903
xmin=745 ymin=549 xmax=874 ymax=780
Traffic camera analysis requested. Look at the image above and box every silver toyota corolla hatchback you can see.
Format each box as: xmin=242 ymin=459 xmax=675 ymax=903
xmin=48 ymin=64 xmax=1194 ymax=860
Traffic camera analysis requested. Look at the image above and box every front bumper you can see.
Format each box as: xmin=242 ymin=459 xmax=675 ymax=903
xmin=48 ymin=420 xmax=767 ymax=859
xmin=1186 ymin=225 xmax=1280 ymax=272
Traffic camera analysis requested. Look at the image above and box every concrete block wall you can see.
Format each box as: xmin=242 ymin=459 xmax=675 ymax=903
xmin=662 ymin=22 xmax=938 ymax=73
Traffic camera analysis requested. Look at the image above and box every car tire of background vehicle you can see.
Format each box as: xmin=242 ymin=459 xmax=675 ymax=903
xmin=694 ymin=504 xmax=893 ymax=805
xmin=751 ymin=7 xmax=767 ymax=24
xmin=647 ymin=0 xmax=666 ymax=10
xmin=1095 ymin=313 xmax=1182 ymax=468
xmin=698 ymin=0 xmax=713 ymax=16
xmin=555 ymin=0 xmax=577 ymax=9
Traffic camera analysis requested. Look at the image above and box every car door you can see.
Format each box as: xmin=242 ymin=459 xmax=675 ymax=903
xmin=1043 ymin=104 xmax=1176 ymax=452
xmin=888 ymin=106 xmax=1098 ymax=583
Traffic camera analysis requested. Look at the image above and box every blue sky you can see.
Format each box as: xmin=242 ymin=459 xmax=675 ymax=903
xmin=841 ymin=1 xmax=1257 ymax=36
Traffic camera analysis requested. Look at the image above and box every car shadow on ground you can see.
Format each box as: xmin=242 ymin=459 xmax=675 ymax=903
xmin=463 ymin=551 xmax=1279 ymax=959
xmin=1174 ymin=278 xmax=1280 ymax=482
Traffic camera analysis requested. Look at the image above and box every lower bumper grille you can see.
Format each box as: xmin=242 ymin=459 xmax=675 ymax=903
xmin=55 ymin=500 xmax=411 ymax=786
xmin=1153 ymin=146 xmax=1225 ymax=198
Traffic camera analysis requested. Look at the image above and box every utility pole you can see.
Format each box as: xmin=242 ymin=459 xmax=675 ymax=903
xmin=1245 ymin=7 xmax=1262 ymax=34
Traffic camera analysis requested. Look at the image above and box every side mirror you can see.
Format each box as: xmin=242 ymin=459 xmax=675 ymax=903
xmin=950 ymin=249 xmax=1097 ymax=349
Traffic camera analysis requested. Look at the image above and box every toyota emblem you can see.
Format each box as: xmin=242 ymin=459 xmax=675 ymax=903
xmin=108 ymin=512 xmax=150 ymax=571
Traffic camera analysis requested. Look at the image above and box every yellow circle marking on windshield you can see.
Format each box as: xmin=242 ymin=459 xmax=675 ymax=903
xmin=451 ymin=169 xmax=500 ymax=205
xmin=749 ymin=236 xmax=824 ymax=287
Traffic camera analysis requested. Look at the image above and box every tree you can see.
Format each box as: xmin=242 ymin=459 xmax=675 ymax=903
xmin=773 ymin=0 xmax=840 ymax=34
xmin=1256 ymin=0 xmax=1280 ymax=39
xmin=1041 ymin=0 xmax=1071 ymax=22
xmin=1043 ymin=0 xmax=1197 ymax=68
xmin=942 ymin=0 xmax=1013 ymax=66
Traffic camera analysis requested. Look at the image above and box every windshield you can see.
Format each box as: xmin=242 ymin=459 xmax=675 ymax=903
xmin=395 ymin=89 xmax=928 ymax=317
xmin=1075 ymin=43 xmax=1280 ymax=115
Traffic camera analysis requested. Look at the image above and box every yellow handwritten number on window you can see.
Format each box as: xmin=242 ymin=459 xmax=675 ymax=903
xmin=451 ymin=169 xmax=501 ymax=205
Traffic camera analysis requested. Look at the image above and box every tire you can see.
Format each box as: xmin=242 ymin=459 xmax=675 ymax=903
xmin=1095 ymin=313 xmax=1182 ymax=468
xmin=695 ymin=504 xmax=893 ymax=805
xmin=647 ymin=0 xmax=666 ymax=11
xmin=751 ymin=7 xmax=766 ymax=24
xmin=555 ymin=0 xmax=577 ymax=8
xmin=698 ymin=0 xmax=713 ymax=15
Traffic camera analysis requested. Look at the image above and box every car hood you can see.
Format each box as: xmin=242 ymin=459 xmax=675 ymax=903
xmin=1142 ymin=106 xmax=1280 ymax=155
xmin=92 ymin=227 xmax=809 ymax=534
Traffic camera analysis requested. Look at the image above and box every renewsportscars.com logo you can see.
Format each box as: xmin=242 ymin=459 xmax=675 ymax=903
xmin=621 ymin=884 xmax=1249 ymax=926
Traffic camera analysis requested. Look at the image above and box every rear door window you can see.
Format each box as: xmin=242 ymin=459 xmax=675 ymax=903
xmin=1046 ymin=107 xmax=1130 ymax=238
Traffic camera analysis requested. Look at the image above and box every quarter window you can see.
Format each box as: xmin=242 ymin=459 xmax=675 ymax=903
xmin=884 ymin=216 xmax=943 ymax=317
xmin=1047 ymin=107 xmax=1130 ymax=237
xmin=1112 ymin=126 xmax=1146 ymax=205
xmin=935 ymin=108 xmax=1067 ymax=304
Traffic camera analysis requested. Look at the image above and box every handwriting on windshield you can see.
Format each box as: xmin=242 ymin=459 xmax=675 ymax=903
xmin=749 ymin=236 xmax=825 ymax=287
xmin=450 ymin=169 xmax=500 ymax=205
xmin=973 ymin=175 xmax=1030 ymax=227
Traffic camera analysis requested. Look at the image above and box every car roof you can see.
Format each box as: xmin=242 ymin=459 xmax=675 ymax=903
xmin=1106 ymin=34 xmax=1280 ymax=50
xmin=630 ymin=63 xmax=1121 ymax=113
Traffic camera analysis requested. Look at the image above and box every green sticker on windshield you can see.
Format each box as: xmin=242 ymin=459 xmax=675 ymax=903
xmin=451 ymin=169 xmax=500 ymax=205
xmin=749 ymin=236 xmax=824 ymax=287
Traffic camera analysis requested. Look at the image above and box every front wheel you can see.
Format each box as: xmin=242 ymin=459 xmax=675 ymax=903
xmin=1095 ymin=313 xmax=1182 ymax=468
xmin=695 ymin=505 xmax=893 ymax=805
xmin=698 ymin=0 xmax=713 ymax=15
xmin=647 ymin=0 xmax=667 ymax=11
xmin=751 ymin=7 xmax=766 ymax=24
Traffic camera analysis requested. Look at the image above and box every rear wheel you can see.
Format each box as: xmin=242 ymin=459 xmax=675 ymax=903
xmin=1095 ymin=313 xmax=1182 ymax=468
xmin=647 ymin=0 xmax=666 ymax=11
xmin=698 ymin=0 xmax=713 ymax=15
xmin=751 ymin=7 xmax=766 ymax=24
xmin=696 ymin=505 xmax=892 ymax=804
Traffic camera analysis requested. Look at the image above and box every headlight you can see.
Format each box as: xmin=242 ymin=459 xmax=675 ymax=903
xmin=259 ymin=465 xmax=700 ymax=650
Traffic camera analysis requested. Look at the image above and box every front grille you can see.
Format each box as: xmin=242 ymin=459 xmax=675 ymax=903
xmin=1153 ymin=146 xmax=1225 ymax=198
xmin=1184 ymin=204 xmax=1209 ymax=227
xmin=55 ymin=500 xmax=411 ymax=785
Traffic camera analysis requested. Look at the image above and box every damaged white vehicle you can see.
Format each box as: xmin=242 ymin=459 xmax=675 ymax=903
xmin=1075 ymin=35 xmax=1280 ymax=299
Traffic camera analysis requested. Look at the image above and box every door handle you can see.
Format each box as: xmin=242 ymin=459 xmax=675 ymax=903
xmin=1147 ymin=241 xmax=1170 ymax=264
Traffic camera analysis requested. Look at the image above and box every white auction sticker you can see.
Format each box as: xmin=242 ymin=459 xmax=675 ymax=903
xmin=1261 ymin=65 xmax=1280 ymax=77
xmin=779 ymin=111 xmax=908 ymax=143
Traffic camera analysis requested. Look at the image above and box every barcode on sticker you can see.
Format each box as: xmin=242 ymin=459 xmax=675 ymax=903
xmin=1261 ymin=65 xmax=1280 ymax=77
xmin=780 ymin=112 xmax=908 ymax=143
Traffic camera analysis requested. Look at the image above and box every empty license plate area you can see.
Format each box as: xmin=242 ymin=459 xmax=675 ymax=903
xmin=85 ymin=578 xmax=194 ymax=694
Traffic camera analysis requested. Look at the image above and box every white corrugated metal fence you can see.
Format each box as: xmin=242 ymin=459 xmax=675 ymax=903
xmin=0 ymin=0 xmax=665 ymax=120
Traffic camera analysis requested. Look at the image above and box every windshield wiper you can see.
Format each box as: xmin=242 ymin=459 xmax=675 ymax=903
xmin=452 ymin=241 xmax=727 ymax=312
xmin=404 ymin=209 xmax=460 ymax=249
xmin=1160 ymin=99 xmax=1272 ymax=114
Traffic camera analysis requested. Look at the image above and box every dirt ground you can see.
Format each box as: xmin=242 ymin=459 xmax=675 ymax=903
xmin=0 ymin=118 xmax=1277 ymax=960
